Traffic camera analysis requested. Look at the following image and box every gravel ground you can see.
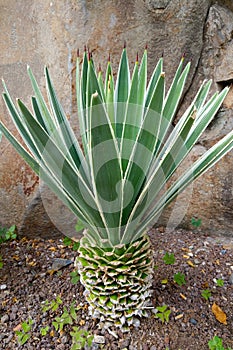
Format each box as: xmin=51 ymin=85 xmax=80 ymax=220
xmin=0 ymin=227 xmax=233 ymax=350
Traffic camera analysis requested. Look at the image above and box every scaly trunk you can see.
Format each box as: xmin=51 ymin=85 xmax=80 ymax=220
xmin=75 ymin=234 xmax=154 ymax=331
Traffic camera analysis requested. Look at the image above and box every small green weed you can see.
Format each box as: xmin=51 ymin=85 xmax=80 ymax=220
xmin=70 ymin=270 xmax=80 ymax=284
xmin=215 ymin=278 xmax=224 ymax=287
xmin=201 ymin=289 xmax=212 ymax=301
xmin=62 ymin=237 xmax=80 ymax=251
xmin=62 ymin=220 xmax=83 ymax=251
xmin=0 ymin=255 xmax=3 ymax=269
xmin=155 ymin=305 xmax=171 ymax=323
xmin=70 ymin=327 xmax=94 ymax=350
xmin=15 ymin=318 xmax=33 ymax=345
xmin=0 ymin=225 xmax=17 ymax=244
xmin=191 ymin=217 xmax=202 ymax=228
xmin=62 ymin=236 xmax=73 ymax=246
xmin=40 ymin=325 xmax=49 ymax=336
xmin=163 ymin=252 xmax=175 ymax=265
xmin=41 ymin=295 xmax=63 ymax=313
xmin=52 ymin=302 xmax=78 ymax=332
xmin=173 ymin=272 xmax=186 ymax=286
xmin=208 ymin=335 xmax=232 ymax=350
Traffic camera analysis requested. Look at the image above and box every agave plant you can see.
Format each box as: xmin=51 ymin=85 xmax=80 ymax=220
xmin=1 ymin=47 xmax=233 ymax=331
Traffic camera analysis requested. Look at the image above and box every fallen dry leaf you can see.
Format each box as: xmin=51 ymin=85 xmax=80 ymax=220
xmin=175 ymin=313 xmax=184 ymax=320
xmin=12 ymin=255 xmax=19 ymax=261
xmin=183 ymin=254 xmax=189 ymax=259
xmin=202 ymin=281 xmax=209 ymax=288
xmin=187 ymin=260 xmax=195 ymax=267
xmin=179 ymin=293 xmax=187 ymax=300
xmin=79 ymin=319 xmax=86 ymax=326
xmin=48 ymin=247 xmax=57 ymax=252
xmin=13 ymin=324 xmax=22 ymax=332
xmin=181 ymin=247 xmax=190 ymax=252
xmin=212 ymin=302 xmax=227 ymax=325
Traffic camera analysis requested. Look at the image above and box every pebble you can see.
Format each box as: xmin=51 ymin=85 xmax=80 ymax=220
xmin=189 ymin=318 xmax=198 ymax=325
xmin=229 ymin=273 xmax=233 ymax=285
xmin=1 ymin=314 xmax=9 ymax=323
xmin=51 ymin=258 xmax=73 ymax=271
xmin=93 ymin=334 xmax=105 ymax=344
xmin=61 ymin=336 xmax=68 ymax=344
xmin=194 ymin=258 xmax=201 ymax=265
xmin=220 ymin=249 xmax=227 ymax=255
xmin=0 ymin=284 xmax=7 ymax=290
xmin=4 ymin=334 xmax=13 ymax=344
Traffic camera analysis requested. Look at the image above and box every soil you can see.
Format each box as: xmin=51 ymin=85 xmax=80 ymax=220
xmin=0 ymin=227 xmax=233 ymax=350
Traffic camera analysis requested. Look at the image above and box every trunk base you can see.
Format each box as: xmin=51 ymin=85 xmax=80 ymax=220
xmin=75 ymin=234 xmax=154 ymax=331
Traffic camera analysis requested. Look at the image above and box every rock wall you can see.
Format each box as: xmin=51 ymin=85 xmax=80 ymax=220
xmin=0 ymin=0 xmax=233 ymax=238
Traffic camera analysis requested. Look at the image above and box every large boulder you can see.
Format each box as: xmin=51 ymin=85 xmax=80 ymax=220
xmin=0 ymin=0 xmax=233 ymax=238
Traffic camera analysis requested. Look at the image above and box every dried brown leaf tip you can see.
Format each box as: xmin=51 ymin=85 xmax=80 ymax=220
xmin=212 ymin=302 xmax=227 ymax=325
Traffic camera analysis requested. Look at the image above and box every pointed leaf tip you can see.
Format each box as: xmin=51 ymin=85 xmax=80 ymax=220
xmin=181 ymin=52 xmax=186 ymax=60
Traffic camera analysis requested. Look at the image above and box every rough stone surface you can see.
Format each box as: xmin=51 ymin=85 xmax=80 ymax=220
xmin=0 ymin=0 xmax=233 ymax=237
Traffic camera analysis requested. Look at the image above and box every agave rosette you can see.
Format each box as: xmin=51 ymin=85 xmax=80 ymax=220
xmin=1 ymin=47 xmax=233 ymax=329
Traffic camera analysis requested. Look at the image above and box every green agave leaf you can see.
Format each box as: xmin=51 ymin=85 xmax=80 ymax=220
xmin=0 ymin=121 xmax=100 ymax=243
xmin=27 ymin=66 xmax=57 ymax=133
xmin=97 ymin=69 xmax=106 ymax=102
xmin=2 ymin=90 xmax=41 ymax=161
xmin=115 ymin=48 xmax=130 ymax=139
xmin=138 ymin=126 xmax=233 ymax=238
xmin=137 ymin=49 xmax=147 ymax=108
xmin=157 ymin=60 xmax=190 ymax=154
xmin=120 ymin=73 xmax=165 ymax=233
xmin=77 ymin=52 xmax=88 ymax=153
xmin=0 ymin=121 xmax=40 ymax=174
xmin=105 ymin=59 xmax=115 ymax=124
xmin=89 ymin=92 xmax=123 ymax=244
xmin=146 ymin=79 xmax=213 ymax=181
xmin=81 ymin=50 xmax=88 ymax=111
xmin=86 ymin=58 xmax=105 ymax=145
xmin=122 ymin=87 xmax=229 ymax=243
xmin=17 ymin=98 xmax=106 ymax=235
xmin=45 ymin=67 xmax=89 ymax=179
xmin=105 ymin=59 xmax=113 ymax=95
xmin=120 ymin=59 xmax=139 ymax=170
xmin=145 ymin=57 xmax=163 ymax=108
xmin=185 ymin=88 xmax=229 ymax=151
xmin=31 ymin=96 xmax=47 ymax=132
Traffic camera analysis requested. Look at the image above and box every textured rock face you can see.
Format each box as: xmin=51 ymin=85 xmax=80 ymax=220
xmin=0 ymin=0 xmax=233 ymax=238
